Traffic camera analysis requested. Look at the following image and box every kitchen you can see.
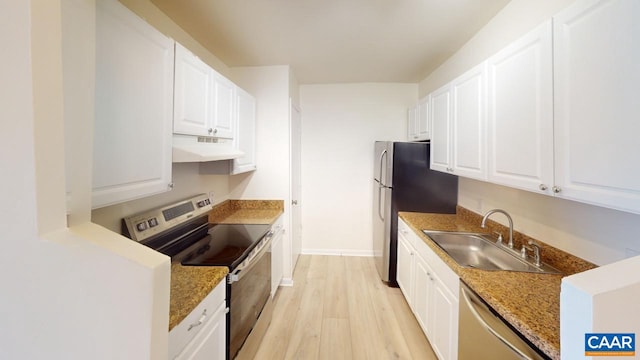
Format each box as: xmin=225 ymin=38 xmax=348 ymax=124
xmin=2 ymin=0 xmax=639 ymax=359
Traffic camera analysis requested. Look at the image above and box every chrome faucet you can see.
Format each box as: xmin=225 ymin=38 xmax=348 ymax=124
xmin=520 ymin=240 xmax=541 ymax=266
xmin=481 ymin=209 xmax=514 ymax=248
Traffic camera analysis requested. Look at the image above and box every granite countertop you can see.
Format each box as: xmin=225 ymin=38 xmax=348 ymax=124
xmin=169 ymin=199 xmax=284 ymax=331
xmin=169 ymin=264 xmax=228 ymax=330
xmin=208 ymin=199 xmax=284 ymax=225
xmin=399 ymin=207 xmax=596 ymax=360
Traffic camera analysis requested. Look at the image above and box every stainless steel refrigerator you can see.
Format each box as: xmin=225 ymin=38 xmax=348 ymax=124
xmin=373 ymin=141 xmax=458 ymax=286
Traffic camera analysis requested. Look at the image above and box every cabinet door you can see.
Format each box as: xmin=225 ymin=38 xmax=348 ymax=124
xmin=396 ymin=233 xmax=414 ymax=304
xmin=93 ymin=0 xmax=173 ymax=208
xmin=430 ymin=85 xmax=452 ymax=173
xmin=417 ymin=96 xmax=430 ymax=140
xmin=431 ymin=280 xmax=459 ymax=360
xmin=451 ymin=63 xmax=487 ymax=180
xmin=212 ymin=73 xmax=236 ymax=139
xmin=487 ymin=21 xmax=554 ymax=194
xmin=407 ymin=106 xmax=418 ymax=141
xmin=270 ymin=221 xmax=284 ymax=297
xmin=173 ymin=42 xmax=213 ymax=137
xmin=232 ymin=88 xmax=257 ymax=174
xmin=553 ymin=0 xmax=640 ymax=214
xmin=412 ymin=254 xmax=433 ymax=337
xmin=175 ymin=303 xmax=227 ymax=360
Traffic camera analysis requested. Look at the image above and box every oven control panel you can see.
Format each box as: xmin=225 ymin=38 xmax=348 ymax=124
xmin=122 ymin=194 xmax=213 ymax=242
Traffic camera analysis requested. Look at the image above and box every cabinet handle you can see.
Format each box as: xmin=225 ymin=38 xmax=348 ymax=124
xmin=168 ymin=183 xmax=174 ymax=189
xmin=213 ymin=128 xmax=218 ymax=134
xmin=539 ymin=184 xmax=548 ymax=191
xmin=208 ymin=128 xmax=213 ymax=134
xmin=187 ymin=309 xmax=207 ymax=331
xmin=552 ymin=186 xmax=562 ymax=194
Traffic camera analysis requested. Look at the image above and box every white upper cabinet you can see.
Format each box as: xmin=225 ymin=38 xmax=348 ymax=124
xmin=417 ymin=96 xmax=431 ymax=140
xmin=487 ymin=20 xmax=554 ymax=194
xmin=212 ymin=74 xmax=236 ymax=139
xmin=173 ymin=42 xmax=214 ymax=137
xmin=430 ymin=84 xmax=453 ymax=173
xmin=408 ymin=97 xmax=430 ymax=141
xmin=93 ymin=0 xmax=174 ymax=209
xmin=431 ymin=63 xmax=487 ymax=180
xmin=451 ymin=62 xmax=487 ymax=180
xmin=553 ymin=0 xmax=640 ymax=214
xmin=173 ymin=42 xmax=235 ymax=139
xmin=407 ymin=105 xmax=418 ymax=141
xmin=232 ymin=87 xmax=257 ymax=174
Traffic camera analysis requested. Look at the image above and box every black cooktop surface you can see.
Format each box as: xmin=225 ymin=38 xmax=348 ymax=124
xmin=179 ymin=223 xmax=270 ymax=269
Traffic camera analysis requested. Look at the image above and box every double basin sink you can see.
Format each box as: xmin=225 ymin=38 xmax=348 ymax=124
xmin=422 ymin=230 xmax=561 ymax=274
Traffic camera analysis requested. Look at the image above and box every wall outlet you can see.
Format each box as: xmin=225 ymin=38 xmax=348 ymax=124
xmin=208 ymin=191 xmax=215 ymax=204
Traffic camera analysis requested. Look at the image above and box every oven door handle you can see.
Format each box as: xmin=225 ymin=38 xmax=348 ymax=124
xmin=228 ymin=235 xmax=273 ymax=284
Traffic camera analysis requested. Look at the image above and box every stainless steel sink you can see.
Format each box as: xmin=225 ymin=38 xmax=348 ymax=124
xmin=422 ymin=231 xmax=561 ymax=274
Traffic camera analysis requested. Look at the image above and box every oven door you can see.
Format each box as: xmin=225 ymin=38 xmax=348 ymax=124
xmin=228 ymin=236 xmax=272 ymax=359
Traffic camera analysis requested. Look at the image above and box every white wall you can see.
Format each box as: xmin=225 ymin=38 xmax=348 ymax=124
xmin=92 ymin=164 xmax=231 ymax=232
xmin=0 ymin=1 xmax=169 ymax=358
xmin=419 ymin=0 xmax=640 ymax=266
xmin=460 ymin=179 xmax=640 ymax=265
xmin=230 ymin=65 xmax=297 ymax=280
xmin=299 ymin=83 xmax=417 ymax=255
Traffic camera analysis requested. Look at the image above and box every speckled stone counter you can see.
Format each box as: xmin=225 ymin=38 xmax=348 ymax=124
xmin=169 ymin=264 xmax=228 ymax=330
xmin=169 ymin=199 xmax=283 ymax=331
xmin=208 ymin=199 xmax=284 ymax=224
xmin=399 ymin=207 xmax=597 ymax=360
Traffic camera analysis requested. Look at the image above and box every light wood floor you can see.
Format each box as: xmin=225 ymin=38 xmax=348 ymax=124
xmin=242 ymin=255 xmax=437 ymax=359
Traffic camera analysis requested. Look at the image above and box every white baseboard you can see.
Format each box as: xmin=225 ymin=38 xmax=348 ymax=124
xmin=279 ymin=278 xmax=294 ymax=287
xmin=301 ymin=249 xmax=374 ymax=257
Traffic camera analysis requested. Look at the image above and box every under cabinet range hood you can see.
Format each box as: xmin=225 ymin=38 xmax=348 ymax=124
xmin=172 ymin=134 xmax=244 ymax=163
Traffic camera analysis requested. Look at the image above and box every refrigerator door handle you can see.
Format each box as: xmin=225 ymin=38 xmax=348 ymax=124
xmin=378 ymin=184 xmax=384 ymax=221
xmin=378 ymin=149 xmax=387 ymax=186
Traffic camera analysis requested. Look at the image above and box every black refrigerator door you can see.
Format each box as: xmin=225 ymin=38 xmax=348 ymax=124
xmin=388 ymin=141 xmax=458 ymax=286
xmin=392 ymin=142 xmax=458 ymax=212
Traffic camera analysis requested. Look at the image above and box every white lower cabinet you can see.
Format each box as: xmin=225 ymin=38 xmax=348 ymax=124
xmin=397 ymin=219 xmax=459 ymax=360
xmin=431 ymin=278 xmax=458 ymax=360
xmin=270 ymin=216 xmax=285 ymax=297
xmin=170 ymin=280 xmax=227 ymax=360
xmin=412 ymin=253 xmax=433 ymax=335
xmin=396 ymin=226 xmax=414 ymax=302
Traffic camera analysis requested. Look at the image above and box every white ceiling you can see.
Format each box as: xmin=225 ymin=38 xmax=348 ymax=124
xmin=150 ymin=0 xmax=511 ymax=84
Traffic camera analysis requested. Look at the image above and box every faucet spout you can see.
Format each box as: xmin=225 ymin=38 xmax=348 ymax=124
xmin=480 ymin=209 xmax=514 ymax=248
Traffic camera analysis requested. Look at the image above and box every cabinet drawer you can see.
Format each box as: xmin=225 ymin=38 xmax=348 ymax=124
xmin=398 ymin=219 xmax=417 ymax=248
xmin=169 ymin=280 xmax=226 ymax=358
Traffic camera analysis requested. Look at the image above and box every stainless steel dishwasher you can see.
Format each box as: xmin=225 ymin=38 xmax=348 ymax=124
xmin=459 ymin=281 xmax=549 ymax=360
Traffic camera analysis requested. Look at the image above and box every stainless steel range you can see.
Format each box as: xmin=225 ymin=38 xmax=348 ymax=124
xmin=122 ymin=194 xmax=274 ymax=359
